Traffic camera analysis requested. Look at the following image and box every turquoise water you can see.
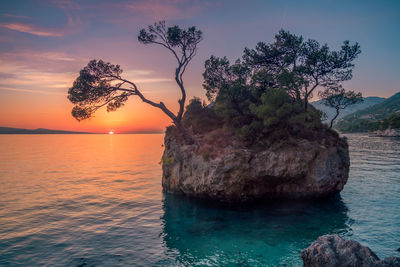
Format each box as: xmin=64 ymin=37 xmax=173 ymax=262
xmin=0 ymin=133 xmax=399 ymax=266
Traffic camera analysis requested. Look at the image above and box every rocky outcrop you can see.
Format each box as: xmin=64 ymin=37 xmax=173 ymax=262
xmin=301 ymin=235 xmax=400 ymax=267
xmin=162 ymin=127 xmax=350 ymax=203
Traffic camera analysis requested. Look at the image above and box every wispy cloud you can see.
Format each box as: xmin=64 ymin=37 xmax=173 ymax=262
xmin=0 ymin=68 xmax=74 ymax=89
xmin=0 ymin=3 xmax=83 ymax=38
xmin=0 ymin=57 xmax=75 ymax=96
xmin=0 ymin=54 xmax=174 ymax=97
xmin=40 ymin=52 xmax=76 ymax=61
xmin=0 ymin=22 xmax=65 ymax=37
xmin=2 ymin=13 xmax=30 ymax=19
xmin=0 ymin=87 xmax=67 ymax=96
xmin=2 ymin=50 xmax=78 ymax=63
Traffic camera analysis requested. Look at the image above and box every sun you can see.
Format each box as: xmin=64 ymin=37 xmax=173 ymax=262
xmin=108 ymin=130 xmax=114 ymax=135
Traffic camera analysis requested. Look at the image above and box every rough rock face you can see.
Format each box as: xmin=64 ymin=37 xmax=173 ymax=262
xmin=162 ymin=128 xmax=350 ymax=202
xmin=301 ymin=235 xmax=400 ymax=267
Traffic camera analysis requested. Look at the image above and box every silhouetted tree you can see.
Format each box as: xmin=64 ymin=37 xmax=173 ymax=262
xmin=68 ymin=21 xmax=202 ymax=139
xmin=319 ymin=85 xmax=363 ymax=128
xmin=242 ymin=30 xmax=361 ymax=111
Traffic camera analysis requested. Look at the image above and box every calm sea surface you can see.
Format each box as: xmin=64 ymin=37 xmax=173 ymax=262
xmin=0 ymin=133 xmax=399 ymax=266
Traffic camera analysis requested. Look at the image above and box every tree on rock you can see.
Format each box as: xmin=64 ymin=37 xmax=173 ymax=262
xmin=202 ymin=30 xmax=362 ymax=144
xmin=68 ymin=21 xmax=202 ymax=137
xmin=241 ymin=30 xmax=361 ymax=111
xmin=319 ymin=85 xmax=363 ymax=128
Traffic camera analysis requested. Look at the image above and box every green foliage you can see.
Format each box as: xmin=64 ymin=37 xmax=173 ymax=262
xmin=319 ymin=85 xmax=363 ymax=128
xmin=200 ymin=30 xmax=360 ymax=145
xmin=251 ymin=89 xmax=299 ymax=129
xmin=138 ymin=21 xmax=202 ymax=51
xmin=336 ymin=119 xmax=381 ymax=132
xmin=162 ymin=156 xmax=175 ymax=166
xmin=336 ymin=92 xmax=400 ymax=132
xmin=379 ymin=113 xmax=400 ymax=130
xmin=203 ymin=56 xmax=252 ymax=102
xmin=249 ymin=88 xmax=326 ymax=143
xmin=388 ymin=113 xmax=400 ymax=128
xmin=182 ymin=98 xmax=222 ymax=134
xmin=320 ymin=86 xmax=363 ymax=110
xmin=241 ymin=30 xmax=361 ymax=108
xmin=214 ymin=87 xmax=325 ymax=145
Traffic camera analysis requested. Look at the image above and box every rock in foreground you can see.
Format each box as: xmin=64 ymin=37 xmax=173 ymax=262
xmin=162 ymin=127 xmax=350 ymax=203
xmin=301 ymin=235 xmax=400 ymax=267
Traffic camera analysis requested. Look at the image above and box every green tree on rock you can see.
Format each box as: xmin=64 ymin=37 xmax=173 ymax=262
xmin=202 ymin=30 xmax=361 ymax=144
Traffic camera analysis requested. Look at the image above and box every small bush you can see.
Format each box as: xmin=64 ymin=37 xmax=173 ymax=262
xmin=182 ymin=97 xmax=222 ymax=134
xmin=162 ymin=156 xmax=175 ymax=166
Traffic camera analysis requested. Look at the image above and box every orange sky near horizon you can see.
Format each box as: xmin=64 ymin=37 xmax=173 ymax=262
xmin=0 ymin=82 xmax=178 ymax=134
xmin=0 ymin=31 xmax=196 ymax=134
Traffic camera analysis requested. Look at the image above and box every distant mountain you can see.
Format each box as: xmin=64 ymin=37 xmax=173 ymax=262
xmin=335 ymin=92 xmax=400 ymax=132
xmin=311 ymin=96 xmax=386 ymax=123
xmin=0 ymin=127 xmax=91 ymax=134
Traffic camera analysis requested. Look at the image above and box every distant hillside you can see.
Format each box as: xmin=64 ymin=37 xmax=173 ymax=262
xmin=0 ymin=127 xmax=91 ymax=134
xmin=335 ymin=92 xmax=400 ymax=132
xmin=311 ymin=96 xmax=385 ymax=123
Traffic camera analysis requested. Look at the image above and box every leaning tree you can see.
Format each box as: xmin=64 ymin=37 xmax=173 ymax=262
xmin=319 ymin=85 xmax=363 ymax=128
xmin=68 ymin=21 xmax=202 ymax=138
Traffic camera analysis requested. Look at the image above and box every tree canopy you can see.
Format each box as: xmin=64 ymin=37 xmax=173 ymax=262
xmin=200 ymin=30 xmax=361 ymax=144
xmin=204 ymin=30 xmax=361 ymax=110
xmin=69 ymin=26 xmax=361 ymax=144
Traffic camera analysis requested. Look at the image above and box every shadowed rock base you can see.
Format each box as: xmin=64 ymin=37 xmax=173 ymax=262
xmin=301 ymin=235 xmax=400 ymax=267
xmin=162 ymin=127 xmax=350 ymax=203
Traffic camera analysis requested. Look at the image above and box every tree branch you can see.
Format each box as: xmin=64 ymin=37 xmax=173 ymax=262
xmin=115 ymin=76 xmax=178 ymax=122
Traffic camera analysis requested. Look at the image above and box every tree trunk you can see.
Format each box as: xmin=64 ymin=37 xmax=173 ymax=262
xmin=304 ymin=97 xmax=308 ymax=111
xmin=330 ymin=108 xmax=340 ymax=129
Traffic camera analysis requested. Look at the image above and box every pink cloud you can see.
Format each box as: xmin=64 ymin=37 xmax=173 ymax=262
xmin=0 ymin=22 xmax=65 ymax=37
xmin=97 ymin=0 xmax=213 ymax=23
xmin=0 ymin=4 xmax=83 ymax=38
xmin=127 ymin=0 xmax=191 ymax=20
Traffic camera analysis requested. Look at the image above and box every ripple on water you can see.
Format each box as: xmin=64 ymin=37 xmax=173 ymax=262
xmin=0 ymin=134 xmax=399 ymax=266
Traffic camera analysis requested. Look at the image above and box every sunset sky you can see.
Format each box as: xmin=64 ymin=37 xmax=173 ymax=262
xmin=0 ymin=0 xmax=399 ymax=133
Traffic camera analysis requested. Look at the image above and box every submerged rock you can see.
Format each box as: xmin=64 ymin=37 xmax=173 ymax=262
xmin=301 ymin=235 xmax=400 ymax=267
xmin=162 ymin=127 xmax=350 ymax=203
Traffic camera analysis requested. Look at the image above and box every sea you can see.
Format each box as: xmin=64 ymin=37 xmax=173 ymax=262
xmin=0 ymin=133 xmax=399 ymax=266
